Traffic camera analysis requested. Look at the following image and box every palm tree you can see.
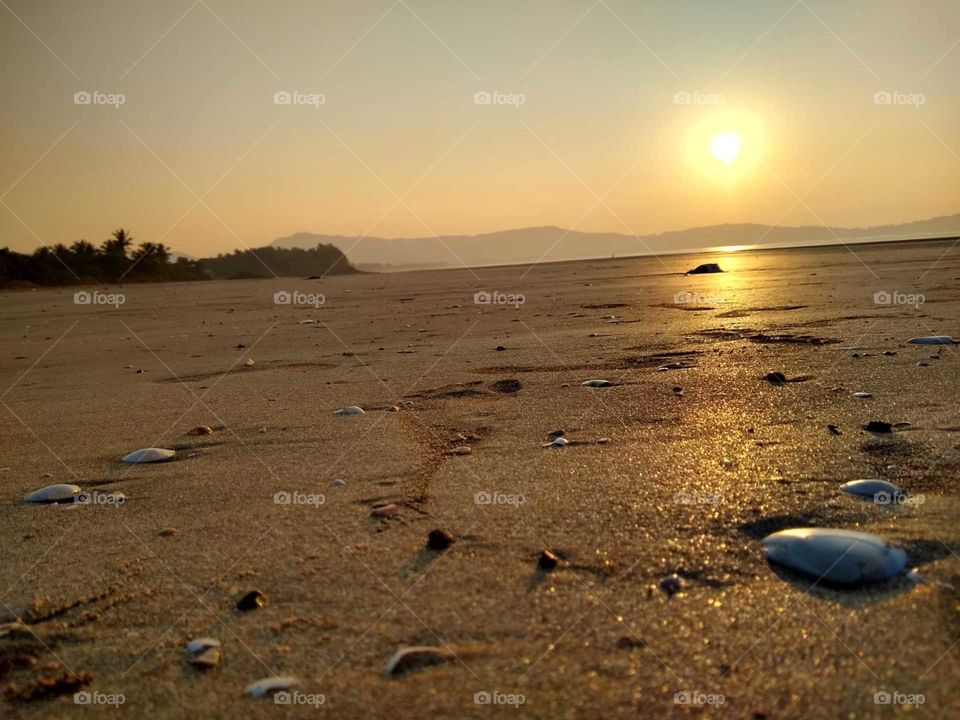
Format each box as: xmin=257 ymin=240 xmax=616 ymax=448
xmin=102 ymin=228 xmax=133 ymax=256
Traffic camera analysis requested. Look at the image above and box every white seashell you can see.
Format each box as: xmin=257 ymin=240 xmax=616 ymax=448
xmin=544 ymin=437 xmax=569 ymax=448
xmin=840 ymin=479 xmax=905 ymax=504
xmin=186 ymin=637 xmax=221 ymax=654
xmin=331 ymin=479 xmax=346 ymax=487
xmin=581 ymin=379 xmax=612 ymax=387
xmin=299 ymin=319 xmax=315 ymax=325
xmin=384 ymin=646 xmax=452 ymax=676
xmin=122 ymin=448 xmax=176 ymax=464
xmin=22 ymin=483 xmax=81 ymax=504
xmin=334 ymin=406 xmax=365 ymax=416
xmin=761 ymin=528 xmax=907 ymax=584
xmin=908 ymin=335 xmax=954 ymax=345
xmin=245 ymin=676 xmax=299 ymax=698
xmin=448 ymin=445 xmax=472 ymax=455
xmin=852 ymin=392 xmax=872 ymax=399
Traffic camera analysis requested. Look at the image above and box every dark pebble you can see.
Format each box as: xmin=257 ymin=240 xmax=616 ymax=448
xmin=495 ymin=345 xmax=506 ymax=351
xmin=765 ymin=371 xmax=787 ymax=386
xmin=827 ymin=424 xmax=842 ymax=435
xmin=426 ymin=529 xmax=455 ymax=551
xmin=236 ymin=590 xmax=266 ymax=611
xmin=538 ymin=550 xmax=559 ymax=570
xmin=864 ymin=420 xmax=893 ymax=433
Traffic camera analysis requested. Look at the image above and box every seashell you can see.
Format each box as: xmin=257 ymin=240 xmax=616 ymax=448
xmin=908 ymin=335 xmax=955 ymax=345
xmin=840 ymin=479 xmax=905 ymax=504
xmin=186 ymin=637 xmax=221 ymax=654
xmin=538 ymin=550 xmax=559 ymax=570
xmin=245 ymin=676 xmax=299 ymax=698
xmin=190 ymin=646 xmax=221 ymax=668
xmin=186 ymin=425 xmax=213 ymax=436
xmin=158 ymin=527 xmax=177 ymax=537
xmin=597 ymin=437 xmax=610 ymax=444
xmin=22 ymin=483 xmax=81 ymax=504
xmin=761 ymin=528 xmax=907 ymax=584
xmin=244 ymin=358 xmax=255 ymax=366
xmin=334 ymin=406 xmax=365 ymax=416
xmin=331 ymin=479 xmax=346 ymax=487
xmin=122 ymin=448 xmax=175 ymax=464
xmin=384 ymin=646 xmax=453 ymax=677
xmin=853 ymin=392 xmax=872 ymax=399
xmin=299 ymin=319 xmax=315 ymax=325
xmin=657 ymin=363 xmax=686 ymax=371
xmin=543 ymin=437 xmax=569 ymax=448
xmin=448 ymin=446 xmax=472 ymax=456
xmin=581 ymin=379 xmax=612 ymax=387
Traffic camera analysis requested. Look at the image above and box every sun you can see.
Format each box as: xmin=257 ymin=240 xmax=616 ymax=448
xmin=710 ymin=132 xmax=742 ymax=165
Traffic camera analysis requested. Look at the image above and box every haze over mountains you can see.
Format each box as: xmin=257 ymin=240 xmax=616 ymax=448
xmin=272 ymin=214 xmax=960 ymax=270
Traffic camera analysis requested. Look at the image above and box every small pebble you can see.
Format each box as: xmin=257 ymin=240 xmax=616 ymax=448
xmin=236 ymin=590 xmax=266 ymax=611
xmin=864 ymin=420 xmax=893 ymax=433
xmin=538 ymin=550 xmax=559 ymax=570
xmin=426 ymin=529 xmax=455 ymax=551
xmin=331 ymin=479 xmax=346 ymax=487
xmin=659 ymin=574 xmax=683 ymax=596
xmin=448 ymin=445 xmax=472 ymax=456
xmin=186 ymin=426 xmax=213 ymax=436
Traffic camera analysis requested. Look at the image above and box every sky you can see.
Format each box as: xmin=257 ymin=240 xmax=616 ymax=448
xmin=0 ymin=0 xmax=958 ymax=257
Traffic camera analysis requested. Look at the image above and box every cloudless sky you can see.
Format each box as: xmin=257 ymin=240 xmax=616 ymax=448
xmin=1 ymin=0 xmax=958 ymax=256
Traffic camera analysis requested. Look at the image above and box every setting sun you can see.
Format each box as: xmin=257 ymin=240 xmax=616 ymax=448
xmin=710 ymin=132 xmax=742 ymax=165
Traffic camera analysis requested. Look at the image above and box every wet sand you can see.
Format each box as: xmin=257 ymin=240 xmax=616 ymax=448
xmin=1 ymin=240 xmax=959 ymax=718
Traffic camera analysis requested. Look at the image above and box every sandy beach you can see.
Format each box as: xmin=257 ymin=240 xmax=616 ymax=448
xmin=2 ymin=240 xmax=959 ymax=718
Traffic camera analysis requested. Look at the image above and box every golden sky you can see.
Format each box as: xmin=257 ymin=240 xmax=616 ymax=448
xmin=1 ymin=0 xmax=958 ymax=257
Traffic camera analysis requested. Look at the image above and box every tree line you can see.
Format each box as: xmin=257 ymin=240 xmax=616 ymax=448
xmin=0 ymin=229 xmax=358 ymax=286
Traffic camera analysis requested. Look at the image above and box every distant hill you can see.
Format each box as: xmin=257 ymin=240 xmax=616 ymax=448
xmin=272 ymin=213 xmax=960 ymax=269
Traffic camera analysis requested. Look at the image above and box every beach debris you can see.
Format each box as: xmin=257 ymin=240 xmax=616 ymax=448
xmin=22 ymin=483 xmax=81 ymax=504
xmin=236 ymin=343 xmax=246 ymax=349
xmin=331 ymin=479 xmax=346 ymax=487
xmin=236 ymin=590 xmax=266 ymax=611
xmin=187 ymin=638 xmax=221 ymax=668
xmin=244 ymin=358 xmax=255 ymax=367
xmin=448 ymin=445 xmax=472 ymax=456
xmin=908 ymin=335 xmax=955 ymax=345
xmin=657 ymin=362 xmax=689 ymax=371
xmin=245 ymin=676 xmax=299 ymax=698
xmin=761 ymin=528 xmax=907 ymax=584
xmin=186 ymin=425 xmax=213 ymax=436
xmin=765 ymin=371 xmax=787 ymax=386
xmin=598 ymin=437 xmax=610 ymax=444
xmin=672 ymin=386 xmax=684 ymax=396
xmin=538 ymin=550 xmax=560 ymax=570
xmin=122 ymin=448 xmax=176 ymax=464
xmin=495 ymin=345 xmax=506 ymax=351
xmin=581 ymin=379 xmax=613 ymax=387
xmin=547 ymin=429 xmax=565 ymax=439
xmin=299 ymin=319 xmax=315 ymax=325
xmin=158 ymin=527 xmax=178 ymax=537
xmin=840 ymin=479 xmax=905 ymax=504
xmin=864 ymin=420 xmax=893 ymax=434
xmin=827 ymin=424 xmax=842 ymax=436
xmin=686 ymin=263 xmax=723 ymax=275
xmin=659 ymin=574 xmax=683 ymax=596
xmin=426 ymin=529 xmax=455 ymax=551
xmin=334 ymin=406 xmax=365 ymax=416
xmin=853 ymin=392 xmax=873 ymax=399
xmin=544 ymin=437 xmax=569 ymax=448
xmin=384 ymin=646 xmax=453 ymax=677
xmin=371 ymin=503 xmax=401 ymax=518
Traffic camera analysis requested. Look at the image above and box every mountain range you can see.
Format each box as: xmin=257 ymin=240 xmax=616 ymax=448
xmin=271 ymin=214 xmax=960 ymax=270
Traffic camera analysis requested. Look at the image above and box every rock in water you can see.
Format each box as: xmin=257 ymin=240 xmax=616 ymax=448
xmin=840 ymin=479 xmax=905 ymax=504
xmin=122 ymin=448 xmax=176 ymax=464
xmin=426 ymin=529 xmax=455 ymax=551
xmin=236 ymin=590 xmax=266 ymax=611
xmin=334 ymin=406 xmax=365 ymax=416
xmin=908 ymin=335 xmax=955 ymax=345
xmin=384 ymin=646 xmax=453 ymax=677
xmin=761 ymin=528 xmax=907 ymax=584
xmin=686 ymin=263 xmax=723 ymax=274
xmin=581 ymin=379 xmax=612 ymax=387
xmin=245 ymin=676 xmax=299 ymax=698
xmin=22 ymin=483 xmax=81 ymax=504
